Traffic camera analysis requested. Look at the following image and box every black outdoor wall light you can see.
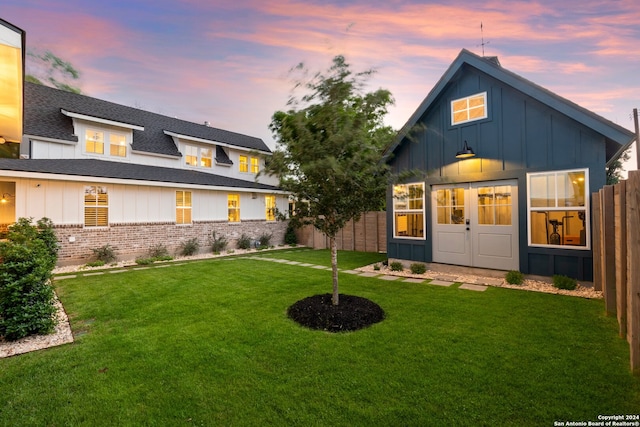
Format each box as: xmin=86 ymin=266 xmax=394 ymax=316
xmin=455 ymin=140 xmax=476 ymax=159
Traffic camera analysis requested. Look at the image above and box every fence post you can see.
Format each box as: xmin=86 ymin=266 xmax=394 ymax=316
xmin=602 ymin=185 xmax=616 ymax=316
xmin=592 ymin=191 xmax=603 ymax=292
xmin=614 ymin=181 xmax=628 ymax=339
xmin=627 ymin=170 xmax=640 ymax=374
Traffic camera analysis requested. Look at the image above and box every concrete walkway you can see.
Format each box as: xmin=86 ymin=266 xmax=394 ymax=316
xmin=56 ymin=251 xmax=488 ymax=292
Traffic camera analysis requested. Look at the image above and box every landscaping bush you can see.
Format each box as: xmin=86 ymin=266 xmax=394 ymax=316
xmin=373 ymin=264 xmax=381 ymax=271
xmin=410 ymin=263 xmax=427 ymax=274
xmin=85 ymin=260 xmax=105 ymax=268
xmin=505 ymin=270 xmax=524 ymax=285
xmin=148 ymin=244 xmax=170 ymax=259
xmin=237 ymin=233 xmax=252 ymax=250
xmin=258 ymin=233 xmax=272 ymax=248
xmin=179 ymin=237 xmax=200 ymax=256
xmin=390 ymin=261 xmax=403 ymax=272
xmin=284 ymin=221 xmax=298 ymax=245
xmin=92 ymin=244 xmax=117 ymax=264
xmin=553 ymin=275 xmax=577 ymax=290
xmin=210 ymin=232 xmax=228 ymax=253
xmin=135 ymin=257 xmax=156 ymax=265
xmin=0 ymin=217 xmax=58 ymax=341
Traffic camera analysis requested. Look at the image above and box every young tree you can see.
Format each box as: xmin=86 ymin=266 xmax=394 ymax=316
xmin=26 ymin=49 xmax=82 ymax=94
xmin=264 ymin=55 xmax=395 ymax=305
xmin=606 ymin=148 xmax=631 ymax=185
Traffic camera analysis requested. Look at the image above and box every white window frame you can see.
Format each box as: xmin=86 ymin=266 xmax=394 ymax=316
xmin=184 ymin=144 xmax=213 ymax=169
xmin=393 ymin=183 xmax=426 ymax=240
xmin=450 ymin=92 xmax=488 ymax=126
xmin=526 ymin=168 xmax=590 ymax=250
xmin=85 ymin=128 xmax=129 ymax=158
xmin=176 ymin=190 xmax=192 ymax=225
xmin=265 ymin=195 xmax=276 ymax=221
xmin=239 ymin=155 xmax=248 ymax=173
xmin=228 ymin=194 xmax=240 ymax=222
xmin=83 ymin=185 xmax=108 ymax=228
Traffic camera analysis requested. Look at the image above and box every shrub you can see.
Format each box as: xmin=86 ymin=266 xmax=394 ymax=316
xmin=410 ymin=263 xmax=427 ymax=275
xmin=135 ymin=257 xmax=155 ymax=265
xmin=553 ymin=275 xmax=577 ymax=290
xmin=505 ymin=270 xmax=525 ymax=285
xmin=373 ymin=264 xmax=381 ymax=271
xmin=0 ymin=218 xmax=58 ymax=341
xmin=284 ymin=222 xmax=298 ymax=245
xmin=85 ymin=260 xmax=105 ymax=267
xmin=258 ymin=233 xmax=272 ymax=248
xmin=237 ymin=233 xmax=252 ymax=250
xmin=179 ymin=237 xmax=200 ymax=256
xmin=148 ymin=244 xmax=170 ymax=259
xmin=92 ymin=244 xmax=117 ymax=264
xmin=210 ymin=232 xmax=228 ymax=253
xmin=390 ymin=261 xmax=403 ymax=272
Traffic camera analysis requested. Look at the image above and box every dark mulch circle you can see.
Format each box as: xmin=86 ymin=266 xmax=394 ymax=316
xmin=287 ymin=293 xmax=385 ymax=332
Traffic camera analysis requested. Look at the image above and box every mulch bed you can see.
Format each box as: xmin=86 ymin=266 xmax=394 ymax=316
xmin=287 ymin=294 xmax=385 ymax=332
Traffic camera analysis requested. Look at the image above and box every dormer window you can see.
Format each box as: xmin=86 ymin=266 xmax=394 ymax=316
xmin=184 ymin=144 xmax=212 ymax=168
xmin=451 ymin=92 xmax=487 ymax=126
xmin=85 ymin=129 xmax=128 ymax=157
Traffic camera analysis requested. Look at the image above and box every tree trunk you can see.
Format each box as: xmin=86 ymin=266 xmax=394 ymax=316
xmin=330 ymin=236 xmax=339 ymax=305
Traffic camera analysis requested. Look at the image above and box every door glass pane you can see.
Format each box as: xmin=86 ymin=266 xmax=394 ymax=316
xmin=477 ymin=187 xmax=494 ymax=225
xmin=436 ymin=188 xmax=465 ymax=224
xmin=496 ymin=206 xmax=512 ymax=225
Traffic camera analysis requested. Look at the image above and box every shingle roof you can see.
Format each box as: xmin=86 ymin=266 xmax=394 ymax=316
xmin=24 ymin=82 xmax=272 ymax=157
xmin=0 ymin=158 xmax=280 ymax=191
xmin=385 ymin=49 xmax=635 ymax=162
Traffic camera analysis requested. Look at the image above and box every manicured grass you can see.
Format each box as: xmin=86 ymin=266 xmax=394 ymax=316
xmin=1 ymin=250 xmax=638 ymax=426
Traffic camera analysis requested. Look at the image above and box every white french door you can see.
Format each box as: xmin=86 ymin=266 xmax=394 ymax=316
xmin=432 ymin=180 xmax=519 ymax=271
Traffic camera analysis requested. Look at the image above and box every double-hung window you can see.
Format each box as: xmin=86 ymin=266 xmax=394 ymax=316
xmin=393 ymin=183 xmax=425 ymax=238
xmin=527 ymin=169 xmax=589 ymax=248
xmin=176 ymin=191 xmax=192 ymax=224
xmin=185 ymin=145 xmax=212 ymax=168
xmin=84 ymin=185 xmax=108 ymax=227
xmin=228 ymin=194 xmax=240 ymax=222
xmin=239 ymin=156 xmax=248 ymax=173
xmin=265 ymin=195 xmax=276 ymax=221
xmin=86 ymin=129 xmax=127 ymax=157
xmin=251 ymin=157 xmax=260 ymax=174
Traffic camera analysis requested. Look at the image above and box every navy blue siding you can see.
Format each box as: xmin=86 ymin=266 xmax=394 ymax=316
xmin=388 ymin=65 xmax=608 ymax=280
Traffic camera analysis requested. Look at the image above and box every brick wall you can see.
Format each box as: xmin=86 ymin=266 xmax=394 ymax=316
xmin=54 ymin=220 xmax=288 ymax=266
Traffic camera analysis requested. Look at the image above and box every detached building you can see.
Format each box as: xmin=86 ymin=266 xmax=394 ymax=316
xmin=385 ymin=49 xmax=635 ymax=280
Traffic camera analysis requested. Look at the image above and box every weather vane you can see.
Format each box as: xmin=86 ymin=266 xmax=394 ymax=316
xmin=479 ymin=22 xmax=490 ymax=56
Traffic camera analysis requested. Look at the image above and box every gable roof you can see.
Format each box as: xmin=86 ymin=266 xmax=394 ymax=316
xmin=386 ymin=49 xmax=635 ymax=163
xmin=24 ymin=82 xmax=272 ymax=157
xmin=0 ymin=158 xmax=281 ymax=191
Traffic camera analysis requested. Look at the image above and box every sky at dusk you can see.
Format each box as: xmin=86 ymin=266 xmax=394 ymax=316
xmin=3 ymin=0 xmax=639 ymax=169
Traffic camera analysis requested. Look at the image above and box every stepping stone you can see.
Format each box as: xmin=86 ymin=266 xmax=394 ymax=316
xmin=459 ymin=283 xmax=488 ymax=292
xmin=435 ymin=275 xmax=458 ymax=282
xmin=286 ymin=261 xmax=303 ymax=265
xmin=378 ymin=275 xmax=400 ymax=281
xmin=403 ymin=278 xmax=425 ymax=284
xmin=132 ymin=267 xmax=151 ymax=271
xmin=109 ymin=270 xmax=127 ymax=274
xmin=155 ymin=264 xmax=171 ymax=268
xmin=54 ymin=275 xmax=77 ymax=280
xmin=428 ymin=280 xmax=454 ymax=287
xmin=312 ymin=265 xmax=328 ymax=269
xmin=82 ymin=272 xmax=105 ymax=276
xmin=341 ymin=270 xmax=361 ymax=275
xmin=358 ymin=272 xmax=379 ymax=277
xmin=298 ymin=263 xmax=314 ymax=267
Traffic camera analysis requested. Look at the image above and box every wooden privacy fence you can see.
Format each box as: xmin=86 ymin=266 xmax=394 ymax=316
xmin=593 ymin=170 xmax=640 ymax=374
xmin=295 ymin=211 xmax=386 ymax=253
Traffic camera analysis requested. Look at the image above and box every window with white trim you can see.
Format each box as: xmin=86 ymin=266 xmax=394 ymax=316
xmin=85 ymin=129 xmax=127 ymax=157
xmin=228 ymin=194 xmax=240 ymax=222
xmin=251 ymin=157 xmax=260 ymax=174
xmin=239 ymin=155 xmax=248 ymax=173
xmin=84 ymin=185 xmax=108 ymax=227
xmin=265 ymin=195 xmax=276 ymax=221
xmin=393 ymin=183 xmax=425 ymax=239
xmin=527 ymin=169 xmax=589 ymax=248
xmin=185 ymin=144 xmax=212 ymax=168
xmin=176 ymin=191 xmax=192 ymax=225
xmin=451 ymin=92 xmax=487 ymax=126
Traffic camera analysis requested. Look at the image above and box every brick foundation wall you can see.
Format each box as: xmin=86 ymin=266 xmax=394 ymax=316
xmin=54 ymin=220 xmax=288 ymax=266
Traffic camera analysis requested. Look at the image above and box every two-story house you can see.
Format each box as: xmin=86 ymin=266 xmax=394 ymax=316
xmin=0 ymin=82 xmax=288 ymax=265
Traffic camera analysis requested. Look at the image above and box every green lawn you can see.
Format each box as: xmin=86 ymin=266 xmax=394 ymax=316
xmin=1 ymin=249 xmax=638 ymax=426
